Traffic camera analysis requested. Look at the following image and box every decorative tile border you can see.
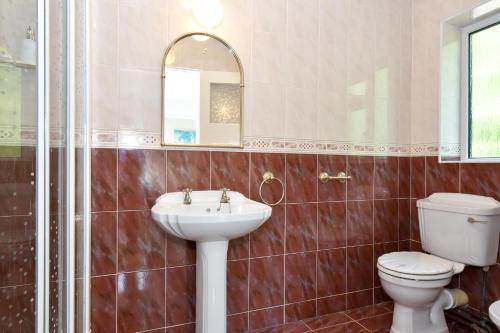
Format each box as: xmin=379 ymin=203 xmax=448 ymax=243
xmin=0 ymin=127 xmax=450 ymax=156
xmin=89 ymin=129 xmax=444 ymax=156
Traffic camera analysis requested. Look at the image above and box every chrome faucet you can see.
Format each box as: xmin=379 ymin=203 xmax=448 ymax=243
xmin=220 ymin=188 xmax=230 ymax=204
xmin=217 ymin=188 xmax=231 ymax=213
xmin=182 ymin=188 xmax=192 ymax=205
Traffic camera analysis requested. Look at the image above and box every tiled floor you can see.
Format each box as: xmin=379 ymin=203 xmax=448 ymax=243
xmin=248 ymin=303 xmax=473 ymax=333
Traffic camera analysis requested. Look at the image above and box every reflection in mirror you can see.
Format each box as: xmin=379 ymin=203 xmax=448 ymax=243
xmin=161 ymin=33 xmax=244 ymax=147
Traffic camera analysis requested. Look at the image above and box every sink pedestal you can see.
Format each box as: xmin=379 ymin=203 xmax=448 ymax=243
xmin=196 ymin=240 xmax=229 ymax=333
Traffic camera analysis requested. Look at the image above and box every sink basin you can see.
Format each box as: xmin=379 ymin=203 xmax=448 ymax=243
xmin=152 ymin=190 xmax=272 ymax=241
xmin=152 ymin=190 xmax=272 ymax=333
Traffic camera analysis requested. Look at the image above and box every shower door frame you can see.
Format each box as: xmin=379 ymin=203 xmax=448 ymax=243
xmin=35 ymin=0 xmax=91 ymax=332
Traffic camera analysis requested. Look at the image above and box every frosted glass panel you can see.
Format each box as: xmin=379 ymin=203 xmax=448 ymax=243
xmin=469 ymin=22 xmax=500 ymax=158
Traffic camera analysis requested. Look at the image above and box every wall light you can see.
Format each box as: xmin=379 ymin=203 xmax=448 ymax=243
xmin=193 ymin=0 xmax=224 ymax=29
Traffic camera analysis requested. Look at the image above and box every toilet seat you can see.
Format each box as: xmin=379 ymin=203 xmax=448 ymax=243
xmin=377 ymin=252 xmax=464 ymax=281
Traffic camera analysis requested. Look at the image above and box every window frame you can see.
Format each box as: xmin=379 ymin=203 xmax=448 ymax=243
xmin=460 ymin=12 xmax=500 ymax=162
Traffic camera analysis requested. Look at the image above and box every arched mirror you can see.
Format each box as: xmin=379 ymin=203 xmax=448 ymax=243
xmin=161 ymin=33 xmax=244 ymax=147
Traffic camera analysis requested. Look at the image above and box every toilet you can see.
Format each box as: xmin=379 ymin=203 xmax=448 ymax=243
xmin=377 ymin=193 xmax=500 ymax=333
xmin=490 ymin=300 xmax=500 ymax=329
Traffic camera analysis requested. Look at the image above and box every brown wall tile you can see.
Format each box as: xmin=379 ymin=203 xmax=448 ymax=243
xmin=317 ymin=248 xmax=346 ymax=297
xmin=373 ymin=199 xmax=398 ymax=243
xmin=227 ymin=259 xmax=249 ymax=315
xmin=285 ymin=253 xmax=316 ymax=303
xmin=460 ymin=163 xmax=500 ymax=200
xmin=118 ymin=210 xmax=165 ymax=272
xmin=318 ymin=202 xmax=346 ymax=249
xmin=374 ymin=157 xmax=398 ymax=199
xmin=347 ymin=156 xmax=374 ymax=200
xmin=0 ymin=284 xmax=35 ymax=332
xmin=410 ymin=157 xmax=425 ymax=198
xmin=91 ymin=212 xmax=117 ymax=276
xmin=286 ymin=154 xmax=317 ymax=203
xmin=166 ymin=266 xmax=196 ymax=326
xmin=286 ymin=203 xmax=317 ymax=253
xmin=0 ymin=216 xmax=35 ymax=287
xmin=211 ymin=152 xmax=250 ymax=195
xmin=426 ymin=156 xmax=459 ymax=194
xmin=398 ymin=157 xmax=410 ymax=198
xmin=167 ymin=150 xmax=210 ymax=191
xmin=347 ymin=201 xmax=373 ymax=246
xmin=347 ymin=245 xmax=373 ymax=292
xmin=118 ymin=149 xmax=165 ymax=210
xmin=117 ymin=270 xmax=166 ymax=333
xmin=91 ymin=275 xmax=116 ymax=333
xmin=250 ymin=204 xmax=285 ymax=257
xmin=249 ymin=256 xmax=284 ymax=310
xmin=167 ymin=235 xmax=196 ymax=267
xmin=91 ymin=148 xmax=117 ymax=212
xmin=398 ymin=199 xmax=410 ymax=241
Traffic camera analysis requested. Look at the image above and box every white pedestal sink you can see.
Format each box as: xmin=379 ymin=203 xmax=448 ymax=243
xmin=152 ymin=190 xmax=272 ymax=333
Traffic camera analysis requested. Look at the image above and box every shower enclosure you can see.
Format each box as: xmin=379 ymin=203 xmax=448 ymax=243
xmin=0 ymin=1 xmax=90 ymax=332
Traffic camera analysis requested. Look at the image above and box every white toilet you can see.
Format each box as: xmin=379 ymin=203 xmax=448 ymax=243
xmin=490 ymin=300 xmax=500 ymax=329
xmin=377 ymin=193 xmax=500 ymax=333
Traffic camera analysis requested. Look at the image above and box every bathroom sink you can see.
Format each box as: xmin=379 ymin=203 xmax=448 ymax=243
xmin=151 ymin=190 xmax=272 ymax=333
xmin=152 ymin=190 xmax=272 ymax=241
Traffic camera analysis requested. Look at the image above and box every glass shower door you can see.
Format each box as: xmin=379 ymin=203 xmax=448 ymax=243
xmin=0 ymin=1 xmax=90 ymax=332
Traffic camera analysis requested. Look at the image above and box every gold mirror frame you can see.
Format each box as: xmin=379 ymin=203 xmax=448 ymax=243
xmin=161 ymin=32 xmax=245 ymax=148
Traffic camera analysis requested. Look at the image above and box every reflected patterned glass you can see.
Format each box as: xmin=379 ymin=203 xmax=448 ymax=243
xmin=209 ymin=83 xmax=240 ymax=124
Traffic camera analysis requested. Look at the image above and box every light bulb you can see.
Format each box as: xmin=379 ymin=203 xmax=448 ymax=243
xmin=193 ymin=0 xmax=224 ymax=29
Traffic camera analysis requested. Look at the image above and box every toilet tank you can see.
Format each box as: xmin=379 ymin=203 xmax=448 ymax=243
xmin=417 ymin=193 xmax=500 ymax=267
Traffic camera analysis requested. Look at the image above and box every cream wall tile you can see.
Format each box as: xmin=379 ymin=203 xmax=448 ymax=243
xmin=119 ymin=0 xmax=168 ymax=71
xmin=92 ymin=65 xmax=119 ymax=130
xmin=92 ymin=0 xmax=118 ymax=66
xmin=88 ymin=0 xmax=426 ymax=148
xmin=248 ymin=82 xmax=286 ymax=138
xmin=253 ymin=0 xmax=286 ymax=34
xmin=119 ymin=69 xmax=161 ymax=132
xmin=286 ymin=37 xmax=319 ymax=90
xmin=317 ymin=90 xmax=347 ymax=142
xmin=285 ymin=88 xmax=317 ymax=140
xmin=287 ymin=0 xmax=319 ymax=41
xmin=251 ymin=31 xmax=287 ymax=86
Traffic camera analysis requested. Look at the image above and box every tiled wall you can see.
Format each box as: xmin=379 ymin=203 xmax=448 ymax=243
xmin=0 ymin=147 xmax=36 ymax=332
xmin=408 ymin=156 xmax=500 ymax=313
xmin=410 ymin=0 xmax=482 ymax=145
xmin=91 ymin=0 xmax=413 ymax=147
xmin=90 ymin=148 xmax=415 ymax=333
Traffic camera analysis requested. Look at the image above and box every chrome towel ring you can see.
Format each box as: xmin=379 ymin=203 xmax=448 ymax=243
xmin=259 ymin=171 xmax=284 ymax=206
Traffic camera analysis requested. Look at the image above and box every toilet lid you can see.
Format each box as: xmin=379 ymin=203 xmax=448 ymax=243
xmin=378 ymin=252 xmax=459 ymax=280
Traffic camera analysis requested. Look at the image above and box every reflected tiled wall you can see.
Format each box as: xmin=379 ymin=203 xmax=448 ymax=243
xmin=90 ymin=148 xmax=415 ymax=333
xmin=0 ymin=147 xmax=36 ymax=332
xmin=408 ymin=157 xmax=500 ymax=313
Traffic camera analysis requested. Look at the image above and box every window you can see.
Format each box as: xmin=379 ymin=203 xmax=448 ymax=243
xmin=462 ymin=14 xmax=500 ymax=160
